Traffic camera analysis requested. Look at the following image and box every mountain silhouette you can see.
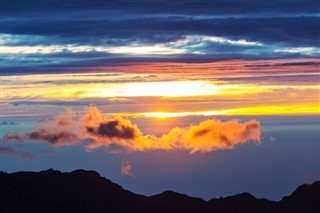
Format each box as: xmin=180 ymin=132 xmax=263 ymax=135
xmin=0 ymin=169 xmax=319 ymax=212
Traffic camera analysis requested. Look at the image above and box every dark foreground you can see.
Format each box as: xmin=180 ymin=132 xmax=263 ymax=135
xmin=0 ymin=169 xmax=319 ymax=212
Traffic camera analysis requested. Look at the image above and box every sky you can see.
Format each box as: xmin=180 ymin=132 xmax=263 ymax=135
xmin=1 ymin=0 xmax=320 ymax=201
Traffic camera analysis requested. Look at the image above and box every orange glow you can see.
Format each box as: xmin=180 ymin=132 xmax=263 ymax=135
xmin=137 ymin=105 xmax=320 ymax=118
xmin=3 ymin=75 xmax=318 ymax=100
xmin=223 ymin=105 xmax=320 ymax=115
xmin=1 ymin=58 xmax=319 ymax=118
xmin=140 ymin=111 xmax=222 ymax=118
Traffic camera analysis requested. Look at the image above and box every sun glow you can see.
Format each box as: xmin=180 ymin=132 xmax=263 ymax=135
xmin=1 ymin=72 xmax=319 ymax=118
xmin=141 ymin=111 xmax=223 ymax=118
xmin=138 ymin=105 xmax=320 ymax=118
xmin=84 ymin=81 xmax=220 ymax=97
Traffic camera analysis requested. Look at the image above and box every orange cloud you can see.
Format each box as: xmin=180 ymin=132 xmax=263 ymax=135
xmin=82 ymin=107 xmax=144 ymax=151
xmin=121 ymin=161 xmax=135 ymax=178
xmin=2 ymin=107 xmax=261 ymax=153
xmin=159 ymin=119 xmax=260 ymax=153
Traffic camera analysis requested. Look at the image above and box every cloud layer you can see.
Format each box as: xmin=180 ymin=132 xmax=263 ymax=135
xmin=2 ymin=107 xmax=261 ymax=153
xmin=1 ymin=0 xmax=319 ymax=73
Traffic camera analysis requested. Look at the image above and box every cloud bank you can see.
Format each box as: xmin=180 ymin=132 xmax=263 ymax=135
xmin=1 ymin=0 xmax=319 ymax=73
xmin=2 ymin=107 xmax=261 ymax=153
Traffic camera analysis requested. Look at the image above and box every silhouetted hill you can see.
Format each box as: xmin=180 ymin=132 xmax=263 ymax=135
xmin=279 ymin=181 xmax=320 ymax=212
xmin=0 ymin=169 xmax=319 ymax=213
xmin=149 ymin=190 xmax=207 ymax=212
xmin=207 ymin=192 xmax=276 ymax=213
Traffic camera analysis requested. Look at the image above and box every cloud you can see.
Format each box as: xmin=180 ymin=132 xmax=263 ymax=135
xmin=26 ymin=110 xmax=81 ymax=146
xmin=121 ymin=161 xmax=135 ymax=178
xmin=3 ymin=0 xmax=319 ymax=17
xmin=3 ymin=16 xmax=319 ymax=46
xmin=0 ymin=146 xmax=36 ymax=160
xmin=158 ymin=119 xmax=260 ymax=153
xmin=2 ymin=110 xmax=80 ymax=146
xmin=1 ymin=44 xmax=185 ymax=55
xmin=2 ymin=132 xmax=26 ymax=142
xmin=82 ymin=107 xmax=144 ymax=151
xmin=274 ymin=47 xmax=319 ymax=56
xmin=2 ymin=107 xmax=261 ymax=153
xmin=0 ymin=121 xmax=19 ymax=125
xmin=1 ymin=0 xmax=319 ymax=74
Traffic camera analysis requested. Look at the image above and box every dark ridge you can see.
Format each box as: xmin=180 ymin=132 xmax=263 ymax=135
xmin=149 ymin=190 xmax=207 ymax=212
xmin=207 ymin=192 xmax=277 ymax=213
xmin=279 ymin=181 xmax=320 ymax=212
xmin=0 ymin=169 xmax=319 ymax=213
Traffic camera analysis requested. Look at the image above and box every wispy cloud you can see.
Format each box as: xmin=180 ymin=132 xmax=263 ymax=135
xmin=121 ymin=161 xmax=135 ymax=178
xmin=0 ymin=44 xmax=185 ymax=55
xmin=0 ymin=146 xmax=36 ymax=160
xmin=0 ymin=34 xmax=263 ymax=57
xmin=274 ymin=47 xmax=319 ymax=56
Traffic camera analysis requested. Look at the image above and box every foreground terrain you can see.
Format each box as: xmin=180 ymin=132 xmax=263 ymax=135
xmin=0 ymin=169 xmax=319 ymax=212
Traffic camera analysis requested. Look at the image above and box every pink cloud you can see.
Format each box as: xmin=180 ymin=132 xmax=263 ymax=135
xmin=121 ymin=161 xmax=135 ymax=178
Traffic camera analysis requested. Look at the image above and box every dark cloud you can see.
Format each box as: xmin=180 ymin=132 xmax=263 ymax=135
xmin=3 ymin=0 xmax=319 ymax=17
xmin=2 ymin=133 xmax=25 ymax=142
xmin=86 ymin=120 xmax=137 ymax=139
xmin=3 ymin=129 xmax=78 ymax=146
xmin=3 ymin=16 xmax=319 ymax=46
xmin=27 ymin=129 xmax=78 ymax=145
xmin=2 ymin=111 xmax=81 ymax=146
xmin=1 ymin=0 xmax=319 ymax=73
xmin=245 ymin=61 xmax=320 ymax=67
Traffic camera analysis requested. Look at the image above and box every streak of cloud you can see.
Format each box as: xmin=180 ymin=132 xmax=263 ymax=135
xmin=2 ymin=133 xmax=25 ymax=142
xmin=2 ymin=107 xmax=261 ymax=153
xmin=0 ymin=146 xmax=36 ymax=160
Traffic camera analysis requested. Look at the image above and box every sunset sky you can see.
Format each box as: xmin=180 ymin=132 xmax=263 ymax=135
xmin=1 ymin=0 xmax=319 ymax=200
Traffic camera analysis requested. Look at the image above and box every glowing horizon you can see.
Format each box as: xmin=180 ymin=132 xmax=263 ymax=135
xmin=1 ymin=65 xmax=319 ymax=118
xmin=108 ymin=104 xmax=320 ymax=119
